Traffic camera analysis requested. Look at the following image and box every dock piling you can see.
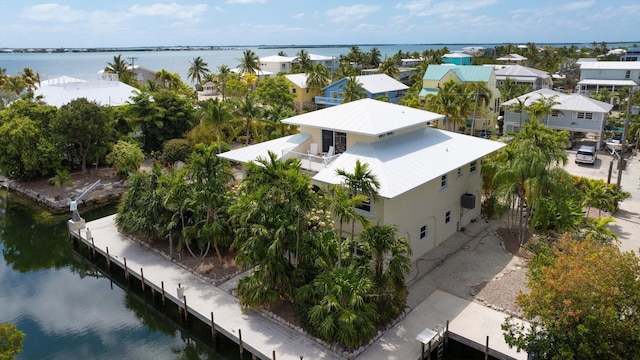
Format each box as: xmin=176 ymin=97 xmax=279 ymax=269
xmin=140 ymin=268 xmax=145 ymax=291
xmin=124 ymin=258 xmax=129 ymax=280
xmin=210 ymin=312 xmax=216 ymax=339
xmin=485 ymin=336 xmax=489 ymax=360
xmin=183 ymin=296 xmax=188 ymax=322
xmin=161 ymin=281 xmax=165 ymax=305
xmin=106 ymin=246 xmax=110 ymax=267
xmin=239 ymin=329 xmax=243 ymax=355
xmin=272 ymin=350 xmax=276 ymax=360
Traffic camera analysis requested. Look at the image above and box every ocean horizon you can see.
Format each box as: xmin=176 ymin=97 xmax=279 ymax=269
xmin=1 ymin=41 xmax=638 ymax=86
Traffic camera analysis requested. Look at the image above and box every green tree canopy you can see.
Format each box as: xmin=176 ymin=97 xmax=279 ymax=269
xmin=0 ymin=323 xmax=25 ymax=359
xmin=503 ymin=236 xmax=640 ymax=359
xmin=51 ymin=98 xmax=112 ymax=174
xmin=105 ymin=140 xmax=145 ymax=179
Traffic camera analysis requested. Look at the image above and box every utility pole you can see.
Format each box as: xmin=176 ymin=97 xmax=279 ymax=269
xmin=127 ymin=56 xmax=139 ymax=80
xmin=616 ymin=87 xmax=639 ymax=190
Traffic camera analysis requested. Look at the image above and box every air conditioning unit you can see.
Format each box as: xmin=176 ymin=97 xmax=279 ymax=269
xmin=461 ymin=193 xmax=476 ymax=209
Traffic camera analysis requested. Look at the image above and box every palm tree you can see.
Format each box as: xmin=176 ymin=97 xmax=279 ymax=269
xmin=236 ymin=49 xmax=260 ymax=75
xmin=161 ymin=169 xmax=197 ymax=257
xmin=20 ymin=67 xmax=41 ymax=90
xmin=186 ymin=143 xmax=234 ymax=260
xmin=528 ymin=95 xmax=561 ymax=125
xmin=154 ymin=69 xmax=182 ymax=90
xmin=217 ymin=64 xmax=232 ymax=101
xmin=3 ymin=76 xmax=27 ymax=95
xmin=367 ymin=47 xmax=382 ymax=68
xmin=340 ymin=76 xmax=367 ymax=103
xmin=379 ymin=58 xmax=399 ymax=79
xmin=330 ymin=185 xmax=368 ymax=267
xmin=187 ymin=56 xmax=210 ymax=86
xmin=505 ymin=96 xmax=530 ymax=131
xmin=104 ymin=55 xmax=129 ymax=81
xmin=306 ymin=63 xmax=330 ymax=93
xmin=336 ymin=160 xmax=380 ymax=246
xmin=292 ymin=49 xmax=313 ymax=73
xmin=583 ymin=216 xmax=618 ymax=244
xmin=197 ymin=98 xmax=235 ymax=153
xmin=232 ymin=95 xmax=265 ymax=145
xmin=425 ymin=79 xmax=459 ymax=131
xmin=468 ymin=82 xmax=493 ymax=135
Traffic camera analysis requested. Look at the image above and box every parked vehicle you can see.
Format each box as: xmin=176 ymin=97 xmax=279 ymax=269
xmin=575 ymin=145 xmax=597 ymax=165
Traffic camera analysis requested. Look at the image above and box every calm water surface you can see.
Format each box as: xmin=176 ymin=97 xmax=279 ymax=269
xmin=0 ymin=190 xmax=243 ymax=360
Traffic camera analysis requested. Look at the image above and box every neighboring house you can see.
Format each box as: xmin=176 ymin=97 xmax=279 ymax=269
xmin=501 ymin=88 xmax=613 ymax=149
xmin=315 ymin=74 xmax=409 ymax=107
xmin=260 ymin=53 xmax=339 ymax=73
xmin=33 ymin=76 xmax=139 ymax=107
xmin=577 ymin=61 xmax=640 ymax=95
xmin=283 ymin=73 xmax=323 ymax=112
xmin=230 ymin=68 xmax=275 ymax=81
xmin=99 ymin=65 xmax=159 ymax=86
xmin=419 ymin=64 xmax=501 ymax=133
xmin=218 ymin=99 xmax=506 ymax=261
xmin=360 ymin=67 xmax=418 ymax=83
xmin=442 ymin=53 xmax=473 ymax=66
xmin=460 ymin=46 xmax=486 ymax=56
xmin=494 ymin=64 xmax=552 ymax=90
xmin=496 ymin=54 xmax=527 ymax=64
xmin=621 ymin=47 xmax=640 ymax=62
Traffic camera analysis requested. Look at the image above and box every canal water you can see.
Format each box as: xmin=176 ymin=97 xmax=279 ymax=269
xmin=0 ymin=189 xmax=496 ymax=359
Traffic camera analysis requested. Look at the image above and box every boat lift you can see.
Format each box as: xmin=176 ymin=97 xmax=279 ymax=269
xmin=68 ymin=180 xmax=101 ymax=232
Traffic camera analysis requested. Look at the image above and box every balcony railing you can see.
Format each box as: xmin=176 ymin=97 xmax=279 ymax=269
xmin=314 ymin=96 xmax=343 ymax=106
xmin=282 ymin=149 xmax=340 ymax=172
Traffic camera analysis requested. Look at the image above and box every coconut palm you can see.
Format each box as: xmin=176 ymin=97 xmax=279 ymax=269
xmin=306 ymin=63 xmax=330 ymax=93
xmin=340 ymin=76 xmax=367 ymax=103
xmin=104 ymin=55 xmax=129 ymax=81
xmin=367 ymin=47 xmax=382 ymax=68
xmin=2 ymin=76 xmax=27 ymax=95
xmin=232 ymin=95 xmax=265 ymax=145
xmin=217 ymin=64 xmax=232 ymax=101
xmin=505 ymin=96 xmax=530 ymax=131
xmin=154 ymin=69 xmax=182 ymax=90
xmin=236 ymin=49 xmax=260 ymax=75
xmin=187 ymin=56 xmax=210 ymax=86
xmin=425 ymin=79 xmax=459 ymax=131
xmin=197 ymin=97 xmax=235 ymax=153
xmin=379 ymin=58 xmax=399 ymax=79
xmin=292 ymin=49 xmax=313 ymax=73
xmin=20 ymin=67 xmax=41 ymax=90
xmin=528 ymin=95 xmax=561 ymax=125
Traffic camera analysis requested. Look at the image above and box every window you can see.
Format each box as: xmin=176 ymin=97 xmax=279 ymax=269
xmin=445 ymin=211 xmax=451 ymax=224
xmin=457 ymin=168 xmax=463 ymax=177
xmin=420 ymin=225 xmax=427 ymax=239
xmin=625 ymin=70 xmax=631 ymax=79
xmin=551 ymin=110 xmax=561 ymax=117
xmin=577 ymin=112 xmax=593 ymax=120
xmin=440 ymin=174 xmax=448 ymax=189
xmin=291 ymin=88 xmax=297 ymax=94
xmin=322 ymin=129 xmax=347 ymax=154
xmin=470 ymin=160 xmax=477 ymax=174
xmin=356 ymin=198 xmax=371 ymax=212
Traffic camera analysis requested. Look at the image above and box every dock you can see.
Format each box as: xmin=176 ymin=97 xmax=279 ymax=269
xmin=70 ymin=214 xmax=530 ymax=360
xmin=70 ymin=214 xmax=341 ymax=360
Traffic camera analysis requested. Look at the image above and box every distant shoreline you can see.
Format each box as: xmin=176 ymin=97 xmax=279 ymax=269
xmin=2 ymin=41 xmax=639 ymax=54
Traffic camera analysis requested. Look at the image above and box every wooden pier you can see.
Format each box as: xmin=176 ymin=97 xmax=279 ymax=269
xmin=69 ymin=214 xmax=341 ymax=360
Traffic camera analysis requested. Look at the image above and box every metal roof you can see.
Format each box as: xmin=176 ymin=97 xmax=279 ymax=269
xmin=580 ymin=61 xmax=640 ymax=70
xmin=501 ymin=88 xmax=613 ymax=113
xmin=33 ymin=80 xmax=139 ymax=107
xmin=284 ymin=73 xmax=309 ymax=88
xmin=355 ymin=74 xmax=409 ymax=93
xmin=577 ymin=79 xmax=638 ymax=86
xmin=495 ymin=65 xmax=550 ymax=79
xmin=312 ymin=127 xmax=506 ymax=198
xmin=496 ymin=54 xmax=527 ymax=61
xmin=423 ymin=65 xmax=493 ymax=82
xmin=282 ymin=98 xmax=443 ymax=136
xmin=217 ymin=133 xmax=311 ymax=164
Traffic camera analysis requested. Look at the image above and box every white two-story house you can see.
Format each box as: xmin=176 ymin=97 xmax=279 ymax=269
xmin=501 ymin=88 xmax=613 ymax=149
xmin=218 ymin=99 xmax=505 ymax=261
xmin=577 ymin=61 xmax=640 ymax=95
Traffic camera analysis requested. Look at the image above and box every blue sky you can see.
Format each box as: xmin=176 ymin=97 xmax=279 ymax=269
xmin=1 ymin=0 xmax=638 ymax=48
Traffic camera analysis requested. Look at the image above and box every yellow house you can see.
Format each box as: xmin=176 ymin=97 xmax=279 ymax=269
xmin=284 ymin=73 xmax=323 ymax=113
xmin=218 ymin=99 xmax=505 ymax=262
xmin=419 ymin=64 xmax=501 ymax=135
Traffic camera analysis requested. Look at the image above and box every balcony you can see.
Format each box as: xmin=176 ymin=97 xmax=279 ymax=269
xmin=281 ymin=148 xmax=340 ymax=172
xmin=314 ymin=96 xmax=343 ymax=106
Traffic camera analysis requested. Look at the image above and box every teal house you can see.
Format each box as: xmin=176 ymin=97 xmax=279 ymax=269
xmin=442 ymin=53 xmax=473 ymax=66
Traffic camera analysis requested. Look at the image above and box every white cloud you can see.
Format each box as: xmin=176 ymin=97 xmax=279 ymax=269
xmin=129 ymin=3 xmax=208 ymax=20
xmin=325 ymin=4 xmax=381 ymax=23
xmin=558 ymin=0 xmax=596 ymax=11
xmin=21 ymin=3 xmax=85 ymax=23
xmin=396 ymin=0 xmax=497 ymax=17
xmin=291 ymin=13 xmax=304 ymax=19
